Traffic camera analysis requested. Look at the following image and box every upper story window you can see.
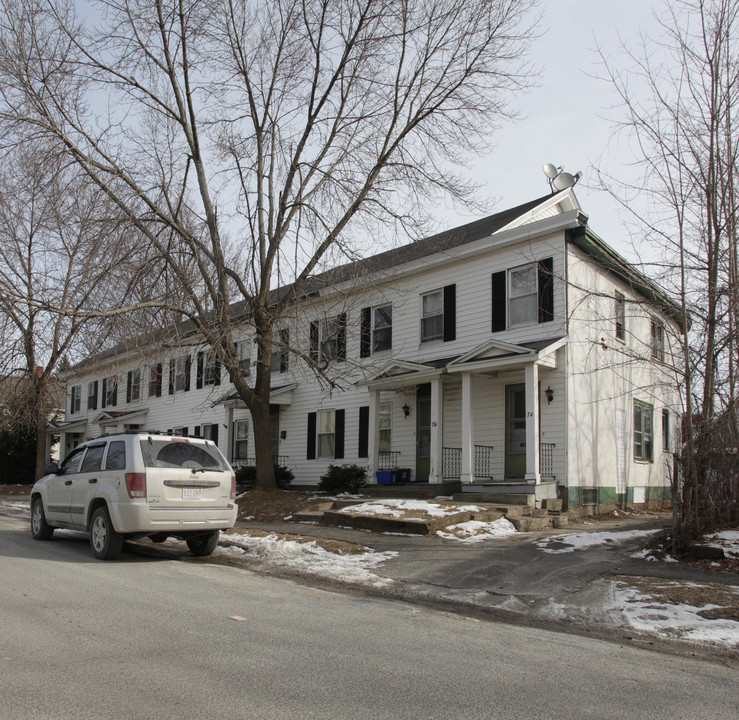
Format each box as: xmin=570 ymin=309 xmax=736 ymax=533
xmin=126 ymin=369 xmax=141 ymax=403
xmin=310 ymin=314 xmax=346 ymax=363
xmin=237 ymin=340 xmax=251 ymax=376
xmin=270 ymin=329 xmax=290 ymax=373
xmin=615 ymin=292 xmax=626 ymax=341
xmin=360 ymin=305 xmax=392 ymax=356
xmin=662 ymin=409 xmax=670 ymax=452
xmin=101 ymin=376 xmax=118 ymax=408
xmin=70 ymin=385 xmax=81 ymax=414
xmin=651 ymin=319 xmax=665 ymax=362
xmin=87 ymin=381 xmax=98 ymax=410
xmin=169 ymin=357 xmax=191 ymax=394
xmin=491 ymin=258 xmax=553 ymax=332
xmin=200 ymin=350 xmax=221 ymax=386
xmin=420 ymin=285 xmax=455 ymax=343
xmin=634 ymin=400 xmax=653 ymax=462
xmin=148 ymin=364 xmax=162 ymax=398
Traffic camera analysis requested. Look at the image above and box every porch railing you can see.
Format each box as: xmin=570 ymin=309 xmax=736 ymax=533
xmin=378 ymin=451 xmax=401 ymax=469
xmin=442 ymin=445 xmax=494 ymax=479
xmin=540 ymin=443 xmax=555 ymax=480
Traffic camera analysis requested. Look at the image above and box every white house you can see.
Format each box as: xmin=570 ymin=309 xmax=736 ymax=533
xmin=54 ymin=189 xmax=684 ymax=509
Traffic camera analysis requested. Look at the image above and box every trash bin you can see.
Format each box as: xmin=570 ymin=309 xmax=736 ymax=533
xmin=395 ymin=468 xmax=411 ymax=483
xmin=376 ymin=470 xmax=394 ymax=485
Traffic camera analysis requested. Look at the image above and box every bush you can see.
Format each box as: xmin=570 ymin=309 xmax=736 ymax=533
xmin=235 ymin=463 xmax=294 ymax=490
xmin=318 ymin=464 xmax=367 ymax=494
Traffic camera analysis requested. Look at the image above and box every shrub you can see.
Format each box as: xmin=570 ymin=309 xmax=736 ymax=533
xmin=235 ymin=463 xmax=294 ymax=490
xmin=318 ymin=464 xmax=367 ymax=494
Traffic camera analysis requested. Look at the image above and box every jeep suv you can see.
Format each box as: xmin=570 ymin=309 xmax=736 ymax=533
xmin=30 ymin=432 xmax=238 ymax=560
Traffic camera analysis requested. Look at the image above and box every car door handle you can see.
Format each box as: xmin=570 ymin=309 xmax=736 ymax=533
xmin=88 ymin=478 xmax=98 ymax=484
xmin=64 ymin=480 xmax=72 ymax=485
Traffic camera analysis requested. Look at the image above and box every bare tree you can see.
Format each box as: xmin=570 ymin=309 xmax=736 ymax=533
xmin=596 ymin=0 xmax=739 ymax=546
xmin=0 ymin=142 xmax=132 ymax=479
xmin=0 ymin=0 xmax=539 ymax=489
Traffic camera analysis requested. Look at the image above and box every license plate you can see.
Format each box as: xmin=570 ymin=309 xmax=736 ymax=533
xmin=182 ymin=487 xmax=202 ymax=499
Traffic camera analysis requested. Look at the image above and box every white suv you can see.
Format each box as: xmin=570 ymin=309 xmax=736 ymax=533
xmin=30 ymin=432 xmax=238 ymax=560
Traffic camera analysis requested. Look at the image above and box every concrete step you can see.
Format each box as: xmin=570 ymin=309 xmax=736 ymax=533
xmin=291 ymin=510 xmax=326 ymax=523
xmin=453 ymin=492 xmax=535 ymax=506
xmin=508 ymin=515 xmax=555 ymax=532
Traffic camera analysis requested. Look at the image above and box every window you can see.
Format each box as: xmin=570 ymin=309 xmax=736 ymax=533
xmin=310 ymin=315 xmax=346 ymax=363
xmin=87 ymin=381 xmax=98 ymax=411
xmin=148 ymin=364 xmax=162 ymax=397
xmin=634 ymin=400 xmax=653 ymax=462
xmin=70 ymin=386 xmax=81 ymax=414
xmin=202 ymin=423 xmax=219 ymax=445
xmin=172 ymin=426 xmax=188 ymax=436
xmin=651 ymin=320 xmax=665 ymax=361
xmin=126 ymin=369 xmax=141 ymax=403
xmin=238 ymin=340 xmax=251 ymax=376
xmin=102 ymin=376 xmax=118 ymax=408
xmin=60 ymin=447 xmax=85 ymax=475
xmin=421 ymin=290 xmax=443 ymax=342
xmin=379 ymin=403 xmax=392 ymax=452
xmin=105 ymin=441 xmax=126 ymax=470
xmin=615 ymin=292 xmax=625 ymax=341
xmin=234 ymin=420 xmax=249 ymax=460
xmin=582 ymin=488 xmax=598 ymax=506
xmin=662 ymin=410 xmax=670 ymax=452
xmin=80 ymin=444 xmax=105 ymax=473
xmin=317 ymin=410 xmax=336 ymax=458
xmin=491 ymin=258 xmax=553 ymax=331
xmin=361 ymin=305 xmax=392 ymax=356
xmin=270 ymin=329 xmax=289 ymax=373
xmin=169 ymin=357 xmax=190 ymax=394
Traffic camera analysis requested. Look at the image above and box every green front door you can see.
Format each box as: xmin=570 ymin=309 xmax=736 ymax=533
xmin=416 ymin=383 xmax=431 ymax=482
xmin=505 ymin=384 xmax=526 ymax=478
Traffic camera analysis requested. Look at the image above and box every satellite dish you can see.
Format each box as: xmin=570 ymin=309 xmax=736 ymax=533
xmin=542 ymin=163 xmax=559 ymax=179
xmin=552 ymin=171 xmax=576 ymax=191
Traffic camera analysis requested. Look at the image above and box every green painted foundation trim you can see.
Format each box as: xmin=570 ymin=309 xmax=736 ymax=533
xmin=567 ymin=485 xmax=670 ymax=507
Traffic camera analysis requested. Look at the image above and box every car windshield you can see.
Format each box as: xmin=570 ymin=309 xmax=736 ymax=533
xmin=140 ymin=438 xmax=228 ymax=471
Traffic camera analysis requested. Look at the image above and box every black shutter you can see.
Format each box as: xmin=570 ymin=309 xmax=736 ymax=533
xmin=126 ymin=371 xmax=132 ymax=403
xmin=168 ymin=359 xmax=175 ymax=395
xmin=337 ymin=313 xmax=347 ymax=360
xmin=360 ymin=307 xmax=371 ymax=358
xmin=307 ymin=412 xmax=317 ymax=459
xmin=184 ymin=357 xmax=191 ymax=391
xmin=101 ymin=378 xmax=108 ymax=409
xmin=310 ymin=322 xmax=319 ymax=362
xmin=334 ymin=409 xmax=345 ymax=459
xmin=280 ymin=329 xmax=290 ymax=372
xmin=212 ymin=424 xmax=219 ymax=446
xmin=491 ymin=271 xmax=506 ymax=332
xmin=538 ymin=257 xmax=554 ymax=323
xmin=111 ymin=380 xmax=117 ymax=407
xmin=193 ymin=426 xmax=201 ymax=437
xmin=196 ymin=352 xmax=204 ymax=389
xmin=443 ymin=284 xmax=456 ymax=342
xmin=358 ymin=406 xmax=369 ymax=458
xmin=156 ymin=363 xmax=162 ymax=397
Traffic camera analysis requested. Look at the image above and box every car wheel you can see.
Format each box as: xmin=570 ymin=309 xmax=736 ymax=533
xmin=90 ymin=506 xmax=123 ymax=560
xmin=31 ymin=498 xmax=54 ymax=541
xmin=186 ymin=531 xmax=220 ymax=557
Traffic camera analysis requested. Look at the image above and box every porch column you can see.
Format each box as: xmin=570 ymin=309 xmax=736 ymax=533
xmin=225 ymin=404 xmax=235 ymax=463
xmin=460 ymin=372 xmax=474 ymax=484
xmin=525 ymin=362 xmax=540 ymax=483
xmin=428 ymin=376 xmax=444 ymax=484
xmin=367 ymin=388 xmax=380 ymax=482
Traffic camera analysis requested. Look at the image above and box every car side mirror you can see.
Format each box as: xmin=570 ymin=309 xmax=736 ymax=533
xmin=45 ymin=462 xmax=59 ymax=475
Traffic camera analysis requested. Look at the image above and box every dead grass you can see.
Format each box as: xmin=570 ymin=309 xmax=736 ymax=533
xmin=235 ymin=489 xmax=320 ymax=522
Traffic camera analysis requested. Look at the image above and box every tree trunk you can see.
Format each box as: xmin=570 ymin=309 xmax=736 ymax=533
xmin=33 ymin=373 xmax=48 ymax=481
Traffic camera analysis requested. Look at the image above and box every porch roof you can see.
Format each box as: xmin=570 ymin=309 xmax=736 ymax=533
xmin=358 ymin=357 xmax=459 ymax=390
xmin=445 ymin=337 xmax=566 ymax=374
xmin=47 ymin=418 xmax=87 ymax=433
xmin=93 ymin=408 xmax=149 ymax=426
xmin=211 ymin=383 xmax=298 ymax=408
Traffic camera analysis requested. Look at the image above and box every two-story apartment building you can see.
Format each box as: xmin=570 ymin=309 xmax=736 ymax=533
xmin=53 ymin=188 xmax=683 ymax=508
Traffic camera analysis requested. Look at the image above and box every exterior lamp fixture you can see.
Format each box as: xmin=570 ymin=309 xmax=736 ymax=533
xmin=402 ymin=403 xmax=410 ymax=418
xmin=545 ymin=386 xmax=554 ymax=405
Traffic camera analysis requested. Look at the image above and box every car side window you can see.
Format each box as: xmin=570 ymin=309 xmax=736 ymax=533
xmin=105 ymin=441 xmax=126 ymax=471
xmin=59 ymin=447 xmax=85 ymax=475
xmin=80 ymin=444 xmax=105 ymax=473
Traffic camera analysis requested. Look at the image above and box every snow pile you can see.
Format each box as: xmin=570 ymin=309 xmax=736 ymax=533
xmin=707 ymin=530 xmax=739 ymax=558
xmin=336 ymin=499 xmax=483 ymax=519
xmin=220 ymin=532 xmax=396 ymax=587
xmin=536 ymin=529 xmax=659 ymax=554
xmin=0 ymin=500 xmax=30 ymax=519
xmin=437 ymin=518 xmax=517 ymax=543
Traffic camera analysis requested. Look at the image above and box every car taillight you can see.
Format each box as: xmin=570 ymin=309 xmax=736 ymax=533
xmin=125 ymin=472 xmax=147 ymax=499
xmin=230 ymin=475 xmax=236 ymax=500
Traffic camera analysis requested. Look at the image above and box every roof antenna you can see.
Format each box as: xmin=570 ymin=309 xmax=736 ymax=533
xmin=543 ymin=164 xmax=582 ymax=193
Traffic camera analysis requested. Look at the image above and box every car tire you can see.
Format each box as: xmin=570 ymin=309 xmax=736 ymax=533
xmin=31 ymin=497 xmax=54 ymax=541
xmin=186 ymin=530 xmax=220 ymax=557
xmin=90 ymin=506 xmax=124 ymax=560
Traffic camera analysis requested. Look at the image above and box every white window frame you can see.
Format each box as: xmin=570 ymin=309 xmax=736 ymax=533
xmin=379 ymin=403 xmax=392 ymax=452
xmin=238 ymin=340 xmax=251 ymax=376
xmin=70 ymin=385 xmax=81 ymax=414
xmin=615 ymin=291 xmax=625 ymax=341
xmin=174 ymin=358 xmax=188 ymax=392
xmin=373 ymin=305 xmax=392 ymax=353
xmin=420 ymin=290 xmax=443 ymax=343
xmin=651 ymin=319 xmax=665 ymax=362
xmin=234 ymin=420 xmax=249 ymax=460
xmin=317 ymin=409 xmax=336 ymax=458
xmin=129 ymin=368 xmax=141 ymax=402
xmin=662 ymin=409 xmax=670 ymax=452
xmin=634 ymin=400 xmax=653 ymax=462
xmin=148 ymin=365 xmax=160 ymax=397
xmin=87 ymin=381 xmax=98 ymax=410
xmin=320 ymin=318 xmax=340 ymax=362
xmin=508 ymin=263 xmax=538 ymax=327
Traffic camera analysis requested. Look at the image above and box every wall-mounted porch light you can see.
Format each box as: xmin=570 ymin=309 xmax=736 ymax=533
xmin=544 ymin=386 xmax=554 ymax=405
xmin=402 ymin=403 xmax=410 ymax=418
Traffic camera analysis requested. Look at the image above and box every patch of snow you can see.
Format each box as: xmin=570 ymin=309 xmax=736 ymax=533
xmin=537 ymin=529 xmax=659 ymax=554
xmin=0 ymin=500 xmax=30 ymax=519
xmin=336 ymin=499 xmax=483 ymax=519
xmin=220 ymin=532 xmax=396 ymax=587
xmin=706 ymin=530 xmax=739 ymax=558
xmin=436 ymin=518 xmax=517 ymax=543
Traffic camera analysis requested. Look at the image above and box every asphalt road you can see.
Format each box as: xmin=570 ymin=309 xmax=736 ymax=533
xmin=1 ymin=515 xmax=737 ymax=720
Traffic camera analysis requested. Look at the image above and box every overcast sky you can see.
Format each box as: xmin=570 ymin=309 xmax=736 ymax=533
xmin=446 ymin=0 xmax=665 ymax=260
